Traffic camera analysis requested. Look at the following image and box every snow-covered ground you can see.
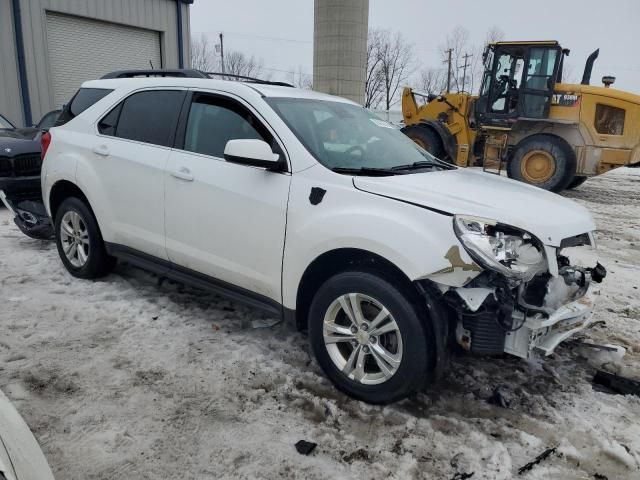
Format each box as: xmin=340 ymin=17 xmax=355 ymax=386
xmin=1 ymin=169 xmax=639 ymax=479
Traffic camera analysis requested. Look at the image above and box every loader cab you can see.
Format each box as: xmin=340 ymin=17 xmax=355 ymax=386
xmin=476 ymin=41 xmax=563 ymax=128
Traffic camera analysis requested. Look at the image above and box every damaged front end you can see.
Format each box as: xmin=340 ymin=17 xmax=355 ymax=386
xmin=427 ymin=216 xmax=605 ymax=359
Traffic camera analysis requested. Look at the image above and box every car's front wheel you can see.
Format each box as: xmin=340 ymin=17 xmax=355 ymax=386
xmin=308 ymin=271 xmax=432 ymax=404
xmin=54 ymin=197 xmax=115 ymax=279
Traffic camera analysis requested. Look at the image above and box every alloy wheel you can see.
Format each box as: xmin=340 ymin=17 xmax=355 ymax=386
xmin=323 ymin=293 xmax=403 ymax=385
xmin=59 ymin=211 xmax=90 ymax=268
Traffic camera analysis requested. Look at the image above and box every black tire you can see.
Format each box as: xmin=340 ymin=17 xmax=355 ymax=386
xmin=401 ymin=125 xmax=445 ymax=159
xmin=566 ymin=176 xmax=588 ymax=190
xmin=54 ymin=197 xmax=115 ymax=279
xmin=308 ymin=271 xmax=432 ymax=404
xmin=507 ymin=135 xmax=576 ymax=192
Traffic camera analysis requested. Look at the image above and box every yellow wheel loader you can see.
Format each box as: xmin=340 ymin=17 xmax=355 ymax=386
xmin=401 ymin=41 xmax=640 ymax=191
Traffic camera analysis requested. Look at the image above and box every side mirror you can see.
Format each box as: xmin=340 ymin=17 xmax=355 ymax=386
xmin=223 ymin=139 xmax=281 ymax=170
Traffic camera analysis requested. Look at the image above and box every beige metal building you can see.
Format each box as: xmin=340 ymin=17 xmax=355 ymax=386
xmin=0 ymin=0 xmax=193 ymax=127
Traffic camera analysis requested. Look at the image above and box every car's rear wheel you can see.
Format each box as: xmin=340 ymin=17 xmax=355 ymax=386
xmin=308 ymin=271 xmax=431 ymax=404
xmin=55 ymin=197 xmax=115 ymax=279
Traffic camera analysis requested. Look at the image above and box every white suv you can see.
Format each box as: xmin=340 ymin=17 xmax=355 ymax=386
xmin=41 ymin=72 xmax=606 ymax=404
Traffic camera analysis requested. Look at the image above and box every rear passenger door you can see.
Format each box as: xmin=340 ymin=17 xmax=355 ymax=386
xmin=164 ymin=91 xmax=291 ymax=304
xmin=90 ymin=88 xmax=186 ymax=260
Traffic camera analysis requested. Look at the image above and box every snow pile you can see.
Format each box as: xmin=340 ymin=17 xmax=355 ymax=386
xmin=0 ymin=168 xmax=639 ymax=478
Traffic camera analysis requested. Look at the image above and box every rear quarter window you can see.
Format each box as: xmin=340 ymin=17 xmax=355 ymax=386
xmin=99 ymin=90 xmax=185 ymax=148
xmin=55 ymin=88 xmax=113 ymax=126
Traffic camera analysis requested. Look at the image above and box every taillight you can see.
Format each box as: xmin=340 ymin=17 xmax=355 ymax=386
xmin=41 ymin=131 xmax=51 ymax=161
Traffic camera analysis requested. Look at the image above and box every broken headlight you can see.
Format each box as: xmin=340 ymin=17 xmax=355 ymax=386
xmin=453 ymin=215 xmax=547 ymax=282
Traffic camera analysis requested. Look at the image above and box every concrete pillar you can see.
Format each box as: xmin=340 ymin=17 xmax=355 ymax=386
xmin=313 ymin=0 xmax=369 ymax=105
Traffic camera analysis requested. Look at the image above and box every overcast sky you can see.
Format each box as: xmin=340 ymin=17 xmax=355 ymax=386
xmin=190 ymin=0 xmax=640 ymax=93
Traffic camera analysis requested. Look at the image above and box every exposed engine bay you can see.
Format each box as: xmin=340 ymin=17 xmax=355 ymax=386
xmin=437 ymin=218 xmax=606 ymax=359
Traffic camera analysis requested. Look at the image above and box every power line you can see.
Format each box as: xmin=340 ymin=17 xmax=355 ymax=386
xmin=192 ymin=30 xmax=312 ymax=46
xmin=459 ymin=53 xmax=472 ymax=92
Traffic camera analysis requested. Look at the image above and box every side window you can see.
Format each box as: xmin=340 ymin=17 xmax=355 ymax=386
xmin=98 ymin=103 xmax=122 ymax=136
xmin=55 ymin=88 xmax=113 ymax=126
xmin=594 ymin=104 xmax=625 ymax=135
xmin=101 ymin=90 xmax=185 ymax=147
xmin=183 ymin=94 xmax=276 ymax=158
xmin=524 ymin=48 xmax=558 ymax=91
xmin=490 ymin=52 xmax=519 ymax=112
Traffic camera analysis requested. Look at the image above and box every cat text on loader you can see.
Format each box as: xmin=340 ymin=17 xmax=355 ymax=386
xmin=401 ymin=40 xmax=640 ymax=191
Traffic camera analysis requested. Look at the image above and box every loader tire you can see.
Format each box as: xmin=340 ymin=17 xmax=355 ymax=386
xmin=401 ymin=125 xmax=445 ymax=160
xmin=566 ymin=176 xmax=588 ymax=190
xmin=507 ymin=135 xmax=576 ymax=192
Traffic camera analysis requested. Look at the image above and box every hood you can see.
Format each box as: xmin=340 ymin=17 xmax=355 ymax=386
xmin=0 ymin=129 xmax=42 ymax=157
xmin=353 ymin=168 xmax=596 ymax=246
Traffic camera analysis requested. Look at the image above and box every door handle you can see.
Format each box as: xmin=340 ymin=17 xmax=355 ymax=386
xmin=92 ymin=144 xmax=110 ymax=156
xmin=170 ymin=166 xmax=194 ymax=181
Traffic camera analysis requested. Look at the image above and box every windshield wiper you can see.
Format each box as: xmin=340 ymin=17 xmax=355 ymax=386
xmin=390 ymin=160 xmax=452 ymax=172
xmin=331 ymin=167 xmax=397 ymax=177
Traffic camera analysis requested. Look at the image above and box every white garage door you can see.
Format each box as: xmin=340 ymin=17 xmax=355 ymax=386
xmin=46 ymin=13 xmax=162 ymax=107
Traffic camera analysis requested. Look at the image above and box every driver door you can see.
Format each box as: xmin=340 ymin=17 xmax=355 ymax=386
xmin=517 ymin=47 xmax=560 ymax=119
xmin=476 ymin=47 xmax=524 ymax=127
xmin=164 ymin=91 xmax=291 ymax=304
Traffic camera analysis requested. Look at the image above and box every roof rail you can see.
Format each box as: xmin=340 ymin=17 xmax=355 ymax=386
xmin=99 ymin=69 xmax=295 ymax=87
xmin=204 ymin=72 xmax=294 ymax=87
xmin=101 ymin=69 xmax=208 ymax=79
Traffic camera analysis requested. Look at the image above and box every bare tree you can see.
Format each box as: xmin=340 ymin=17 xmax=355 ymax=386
xmin=484 ymin=26 xmax=505 ymax=45
xmin=377 ymin=30 xmax=414 ymax=110
xmin=437 ymin=25 xmax=506 ymax=95
xmin=289 ymin=66 xmax=313 ymax=89
xmin=560 ymin=61 xmax=578 ymax=84
xmin=439 ymin=26 xmax=471 ymax=93
xmin=365 ymin=28 xmax=385 ymax=108
xmin=224 ymin=50 xmax=265 ymax=78
xmin=418 ymin=67 xmax=446 ymax=95
xmin=190 ymin=34 xmax=217 ymax=72
xmin=466 ymin=26 xmax=506 ymax=93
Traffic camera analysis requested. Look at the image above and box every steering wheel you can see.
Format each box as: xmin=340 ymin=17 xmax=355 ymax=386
xmin=490 ymin=74 xmax=511 ymax=107
xmin=345 ymin=145 xmax=364 ymax=156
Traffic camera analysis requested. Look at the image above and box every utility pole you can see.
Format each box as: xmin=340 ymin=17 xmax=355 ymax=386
xmin=444 ymin=48 xmax=453 ymax=93
xmin=460 ymin=53 xmax=472 ymax=93
xmin=219 ymin=32 xmax=225 ymax=75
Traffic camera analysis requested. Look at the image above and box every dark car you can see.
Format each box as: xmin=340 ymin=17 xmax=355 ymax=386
xmin=0 ymin=110 xmax=61 ymax=239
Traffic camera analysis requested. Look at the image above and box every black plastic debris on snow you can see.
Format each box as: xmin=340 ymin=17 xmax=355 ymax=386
xmin=517 ymin=447 xmax=557 ymax=475
xmin=451 ymin=472 xmax=475 ymax=480
xmin=295 ymin=440 xmax=317 ymax=455
xmin=487 ymin=385 xmax=511 ymax=408
xmin=592 ymin=370 xmax=640 ymax=397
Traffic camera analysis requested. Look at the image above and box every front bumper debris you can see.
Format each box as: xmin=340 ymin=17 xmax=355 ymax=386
xmin=0 ymin=185 xmax=53 ymax=240
xmin=504 ymin=285 xmax=596 ymax=358
xmin=443 ymin=236 xmax=606 ymax=359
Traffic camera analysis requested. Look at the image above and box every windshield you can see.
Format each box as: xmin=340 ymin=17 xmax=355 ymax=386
xmin=266 ymin=97 xmax=451 ymax=173
xmin=0 ymin=114 xmax=15 ymax=129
